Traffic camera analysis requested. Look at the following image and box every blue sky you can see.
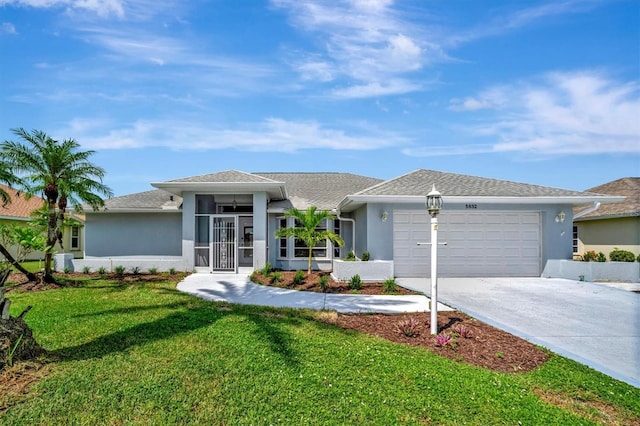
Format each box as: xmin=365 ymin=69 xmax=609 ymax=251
xmin=1 ymin=0 xmax=638 ymax=196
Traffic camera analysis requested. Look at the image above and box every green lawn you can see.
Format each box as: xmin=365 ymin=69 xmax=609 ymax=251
xmin=2 ymin=275 xmax=639 ymax=425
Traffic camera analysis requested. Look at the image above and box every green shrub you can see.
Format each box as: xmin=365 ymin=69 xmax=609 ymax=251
xmin=581 ymin=250 xmax=598 ymax=261
xmin=318 ymin=275 xmax=329 ymax=292
xmin=250 ymin=270 xmax=260 ymax=283
xmin=114 ymin=265 xmax=126 ymax=277
xmin=343 ymin=251 xmax=356 ymax=261
xmin=293 ymin=270 xmax=305 ymax=285
xmin=383 ymin=278 xmax=398 ymax=293
xmin=361 ymin=251 xmax=370 ymax=261
xmin=168 ymin=267 xmax=177 ymax=275
xmin=82 ymin=266 xmax=91 ymax=274
xmin=596 ymin=252 xmax=607 ymax=262
xmin=130 ymin=266 xmax=141 ymax=275
xmin=260 ymin=262 xmax=272 ymax=275
xmin=63 ymin=266 xmax=71 ymax=274
xmin=348 ymin=274 xmax=362 ymax=290
xmin=609 ymin=249 xmax=636 ymax=262
xmin=637 ymin=253 xmax=640 ymax=263
xmin=270 ymin=271 xmax=283 ymax=284
xmin=97 ymin=266 xmax=107 ymax=275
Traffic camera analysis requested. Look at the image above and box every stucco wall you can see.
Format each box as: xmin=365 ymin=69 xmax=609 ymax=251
xmin=85 ymin=212 xmax=182 ymax=257
xmin=355 ymin=201 xmax=574 ymax=272
xmin=576 ymin=217 xmax=640 ymax=258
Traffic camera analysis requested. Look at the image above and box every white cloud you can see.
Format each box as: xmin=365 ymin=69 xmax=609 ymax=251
xmin=331 ymin=79 xmax=421 ymax=99
xmin=61 ymin=117 xmax=407 ymax=152
xmin=273 ymin=0 xmax=440 ymax=98
xmin=0 ymin=0 xmax=125 ymax=17
xmin=451 ymin=71 xmax=640 ymax=155
xmin=1 ymin=22 xmax=17 ymax=34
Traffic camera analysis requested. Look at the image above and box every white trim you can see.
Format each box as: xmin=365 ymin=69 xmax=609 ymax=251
xmin=338 ymin=194 xmax=625 ymax=211
xmin=151 ymin=181 xmax=288 ymax=199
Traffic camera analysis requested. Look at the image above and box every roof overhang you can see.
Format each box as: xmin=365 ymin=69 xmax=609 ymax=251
xmin=337 ymin=195 xmax=625 ymax=213
xmin=88 ymin=208 xmax=183 ymax=214
xmin=150 ymin=181 xmax=288 ymax=200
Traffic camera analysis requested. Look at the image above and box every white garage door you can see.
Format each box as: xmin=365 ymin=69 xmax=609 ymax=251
xmin=393 ymin=211 xmax=541 ymax=277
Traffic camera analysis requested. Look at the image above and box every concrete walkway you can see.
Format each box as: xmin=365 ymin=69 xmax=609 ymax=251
xmin=177 ymin=273 xmax=452 ymax=314
xmin=397 ymin=277 xmax=640 ymax=388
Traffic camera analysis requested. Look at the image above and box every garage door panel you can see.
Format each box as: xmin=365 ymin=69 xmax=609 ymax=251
xmin=394 ymin=210 xmax=541 ymax=277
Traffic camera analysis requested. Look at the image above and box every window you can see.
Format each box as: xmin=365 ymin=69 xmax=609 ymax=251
xmin=334 ymin=219 xmax=341 ymax=258
xmin=277 ymin=217 xmax=288 ymax=258
xmin=294 ymin=219 xmax=327 ymax=258
xmin=70 ymin=226 xmax=80 ymax=249
xmin=572 ymin=226 xmax=579 ymax=254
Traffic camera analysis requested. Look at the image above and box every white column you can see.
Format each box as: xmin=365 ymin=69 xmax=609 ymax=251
xmin=252 ymin=192 xmax=267 ymax=270
xmin=430 ymin=216 xmax=438 ymax=335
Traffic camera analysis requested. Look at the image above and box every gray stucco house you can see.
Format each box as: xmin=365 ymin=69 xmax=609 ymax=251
xmin=77 ymin=169 xmax=619 ymax=277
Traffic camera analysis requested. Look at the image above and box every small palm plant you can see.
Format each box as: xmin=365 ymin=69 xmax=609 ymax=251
xmin=275 ymin=206 xmax=344 ymax=274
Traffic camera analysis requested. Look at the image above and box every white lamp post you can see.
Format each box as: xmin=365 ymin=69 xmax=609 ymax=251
xmin=426 ymin=185 xmax=443 ymax=335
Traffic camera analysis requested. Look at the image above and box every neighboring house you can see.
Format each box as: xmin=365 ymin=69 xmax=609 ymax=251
xmin=573 ymin=177 xmax=640 ymax=259
xmin=80 ymin=169 xmax=621 ymax=277
xmin=0 ymin=184 xmax=84 ymax=261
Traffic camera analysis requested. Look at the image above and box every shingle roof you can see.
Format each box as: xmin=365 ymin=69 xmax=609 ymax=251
xmin=355 ymin=169 xmax=595 ymax=197
xmin=103 ymin=190 xmax=182 ymax=210
xmin=101 ymin=172 xmax=380 ymax=211
xmin=169 ymin=170 xmax=280 ymax=184
xmin=0 ymin=184 xmax=45 ymax=219
xmin=574 ymin=177 xmax=640 ymax=220
xmin=256 ymin=173 xmax=382 ymax=210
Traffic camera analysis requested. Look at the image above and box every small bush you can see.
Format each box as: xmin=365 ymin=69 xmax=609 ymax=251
xmin=383 ymin=278 xmax=398 ymax=293
xmin=270 ymin=271 xmax=283 ymax=284
xmin=395 ymin=317 xmax=421 ymax=338
xmin=97 ymin=266 xmax=107 ymax=275
xmin=435 ymin=332 xmax=455 ymax=348
xmin=250 ymin=270 xmax=260 ymax=283
xmin=361 ymin=251 xmax=370 ymax=261
xmin=130 ymin=266 xmax=141 ymax=275
xmin=348 ymin=274 xmax=362 ymax=290
xmin=343 ymin=251 xmax=357 ymax=261
xmin=260 ymin=262 xmax=272 ymax=275
xmin=596 ymin=252 xmax=607 ymax=262
xmin=637 ymin=253 xmax=640 ymax=263
xmin=168 ymin=267 xmax=177 ymax=275
xmin=82 ymin=266 xmax=91 ymax=274
xmin=63 ymin=266 xmax=71 ymax=274
xmin=293 ymin=270 xmax=305 ymax=285
xmin=148 ymin=267 xmax=158 ymax=274
xmin=452 ymin=324 xmax=472 ymax=338
xmin=581 ymin=251 xmax=598 ymax=262
xmin=609 ymin=249 xmax=636 ymax=262
xmin=319 ymin=275 xmax=329 ymax=292
xmin=114 ymin=265 xmax=126 ymax=277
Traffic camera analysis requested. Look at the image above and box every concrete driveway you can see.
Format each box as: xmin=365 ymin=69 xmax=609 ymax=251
xmin=397 ymin=277 xmax=640 ymax=388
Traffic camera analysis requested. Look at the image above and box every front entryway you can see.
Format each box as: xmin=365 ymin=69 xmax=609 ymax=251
xmin=195 ymin=214 xmax=253 ymax=273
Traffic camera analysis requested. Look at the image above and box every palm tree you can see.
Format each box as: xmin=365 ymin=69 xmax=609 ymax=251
xmin=1 ymin=128 xmax=113 ymax=283
xmin=275 ymin=206 xmax=344 ymax=274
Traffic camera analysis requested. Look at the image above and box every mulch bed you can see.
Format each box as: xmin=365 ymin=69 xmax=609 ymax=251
xmin=257 ymin=271 xmax=550 ymax=373
xmin=251 ymin=270 xmax=419 ymax=295
xmin=329 ymin=311 xmax=549 ymax=373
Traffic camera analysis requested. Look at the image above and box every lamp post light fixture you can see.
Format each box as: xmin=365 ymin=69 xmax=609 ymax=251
xmin=426 ymin=185 xmax=443 ymax=335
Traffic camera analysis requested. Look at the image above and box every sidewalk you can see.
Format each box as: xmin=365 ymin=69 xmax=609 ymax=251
xmin=177 ymin=273 xmax=452 ymax=314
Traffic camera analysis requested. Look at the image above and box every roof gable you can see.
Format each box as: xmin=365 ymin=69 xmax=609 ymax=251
xmin=0 ymin=184 xmax=45 ymax=220
xmin=355 ymin=169 xmax=593 ymax=197
xmin=574 ymin=177 xmax=640 ymax=220
xmin=169 ymin=170 xmax=280 ymax=184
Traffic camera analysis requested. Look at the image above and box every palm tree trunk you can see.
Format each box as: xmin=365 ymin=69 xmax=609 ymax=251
xmin=307 ymin=250 xmax=312 ymax=275
xmin=44 ymin=200 xmax=57 ymax=283
xmin=0 ymin=244 xmax=38 ymax=282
